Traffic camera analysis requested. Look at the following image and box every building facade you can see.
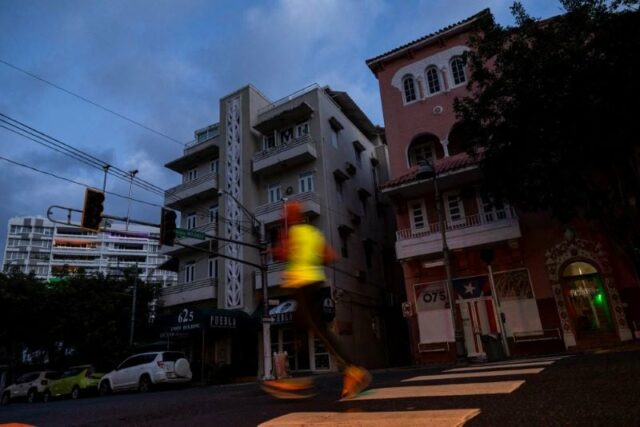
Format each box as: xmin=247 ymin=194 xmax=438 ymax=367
xmin=367 ymin=9 xmax=639 ymax=364
xmin=2 ymin=216 xmax=176 ymax=285
xmin=159 ymin=84 xmax=405 ymax=378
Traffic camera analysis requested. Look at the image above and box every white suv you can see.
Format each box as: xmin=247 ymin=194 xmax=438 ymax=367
xmin=1 ymin=371 xmax=58 ymax=404
xmin=99 ymin=352 xmax=191 ymax=395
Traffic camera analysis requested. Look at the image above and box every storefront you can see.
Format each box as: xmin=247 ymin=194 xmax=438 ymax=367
xmin=266 ymin=287 xmax=336 ymax=374
xmin=156 ymin=306 xmax=256 ymax=382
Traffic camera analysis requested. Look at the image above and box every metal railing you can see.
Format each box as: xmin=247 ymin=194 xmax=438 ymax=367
xmin=396 ymin=208 xmax=518 ymax=241
xmin=255 ymin=191 xmax=320 ymax=217
xmin=160 ymin=278 xmax=217 ymax=295
xmin=165 ymin=172 xmax=218 ymax=198
xmin=253 ymin=134 xmax=315 ymax=163
xmin=257 ymin=84 xmax=319 ymax=115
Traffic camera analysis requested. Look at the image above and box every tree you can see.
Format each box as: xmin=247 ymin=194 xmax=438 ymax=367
xmin=454 ymin=0 xmax=640 ymax=268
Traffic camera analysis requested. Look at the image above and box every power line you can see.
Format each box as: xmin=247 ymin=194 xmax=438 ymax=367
xmin=0 ymin=155 xmax=164 ymax=208
xmin=0 ymin=58 xmax=187 ymax=147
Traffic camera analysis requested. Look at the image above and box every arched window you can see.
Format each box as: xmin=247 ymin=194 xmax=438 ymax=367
xmin=450 ymin=57 xmax=466 ymax=86
xmin=425 ymin=66 xmax=441 ymax=95
xmin=408 ymin=136 xmax=437 ymax=167
xmin=402 ymin=76 xmax=417 ymax=103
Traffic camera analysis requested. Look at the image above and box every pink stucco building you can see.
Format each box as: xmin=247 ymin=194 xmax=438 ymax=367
xmin=367 ymin=9 xmax=639 ymax=364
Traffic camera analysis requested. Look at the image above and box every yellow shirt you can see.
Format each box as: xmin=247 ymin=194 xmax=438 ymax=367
xmin=281 ymin=224 xmax=326 ymax=288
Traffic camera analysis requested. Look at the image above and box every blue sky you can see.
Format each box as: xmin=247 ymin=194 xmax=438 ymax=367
xmin=0 ymin=0 xmax=562 ymax=262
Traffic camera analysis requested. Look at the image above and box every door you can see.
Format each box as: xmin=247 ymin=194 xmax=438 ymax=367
xmin=458 ymin=297 xmax=497 ymax=357
xmin=112 ymin=356 xmax=140 ymax=389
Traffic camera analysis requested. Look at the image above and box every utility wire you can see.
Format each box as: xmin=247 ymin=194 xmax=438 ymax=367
xmin=0 ymin=114 xmax=256 ymax=235
xmin=0 ymin=58 xmax=187 ymax=147
xmin=0 ymin=155 xmax=164 ymax=208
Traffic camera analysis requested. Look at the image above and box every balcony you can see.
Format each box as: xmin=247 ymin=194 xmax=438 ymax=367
xmin=254 ymin=262 xmax=286 ymax=289
xmin=164 ymin=172 xmax=218 ymax=208
xmin=252 ymin=134 xmax=317 ymax=175
xmin=395 ymin=208 xmax=521 ymax=260
xmin=255 ymin=191 xmax=321 ymax=225
xmin=160 ymin=278 xmax=217 ymax=307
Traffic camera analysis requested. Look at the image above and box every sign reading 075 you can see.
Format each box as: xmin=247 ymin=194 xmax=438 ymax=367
xmin=414 ymin=282 xmax=449 ymax=312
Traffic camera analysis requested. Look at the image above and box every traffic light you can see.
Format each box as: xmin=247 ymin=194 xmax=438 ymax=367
xmin=81 ymin=188 xmax=105 ymax=231
xmin=160 ymin=208 xmax=177 ymax=246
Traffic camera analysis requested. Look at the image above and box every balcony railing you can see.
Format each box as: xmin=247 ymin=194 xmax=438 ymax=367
xmin=395 ymin=208 xmax=521 ymax=260
xmin=160 ymin=278 xmax=217 ymax=295
xmin=252 ymin=134 xmax=317 ymax=174
xmin=255 ymin=191 xmax=320 ymax=218
xmin=257 ymin=84 xmax=319 ymax=115
xmin=164 ymin=172 xmax=218 ymax=207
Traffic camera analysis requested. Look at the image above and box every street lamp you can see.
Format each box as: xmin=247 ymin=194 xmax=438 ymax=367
xmin=217 ymin=190 xmax=272 ymax=380
xmin=126 ymin=169 xmax=139 ymax=231
xmin=415 ymin=160 xmax=465 ymax=357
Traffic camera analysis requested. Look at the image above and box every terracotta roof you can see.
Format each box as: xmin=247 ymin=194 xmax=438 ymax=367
xmin=366 ymin=8 xmax=490 ymax=71
xmin=380 ymin=152 xmax=479 ymax=190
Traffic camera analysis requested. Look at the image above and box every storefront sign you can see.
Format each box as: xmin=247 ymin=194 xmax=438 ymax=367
xmin=169 ymin=308 xmax=202 ymax=332
xmin=272 ymin=311 xmax=294 ymax=325
xmin=414 ymin=282 xmax=448 ymax=312
xmin=210 ymin=314 xmax=237 ymax=329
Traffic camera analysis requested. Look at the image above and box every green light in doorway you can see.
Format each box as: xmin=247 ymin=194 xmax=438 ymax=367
xmin=594 ymin=292 xmax=604 ymax=305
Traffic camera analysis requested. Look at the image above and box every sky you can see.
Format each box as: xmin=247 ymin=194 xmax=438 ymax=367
xmin=0 ymin=0 xmax=563 ymax=263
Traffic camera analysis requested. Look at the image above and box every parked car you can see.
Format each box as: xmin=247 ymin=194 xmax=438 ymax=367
xmin=45 ymin=365 xmax=103 ymax=401
xmin=99 ymin=352 xmax=191 ymax=395
xmin=1 ymin=371 xmax=58 ymax=404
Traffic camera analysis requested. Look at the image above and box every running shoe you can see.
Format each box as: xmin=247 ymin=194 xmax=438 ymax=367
xmin=340 ymin=365 xmax=372 ymax=399
xmin=261 ymin=377 xmax=316 ymax=399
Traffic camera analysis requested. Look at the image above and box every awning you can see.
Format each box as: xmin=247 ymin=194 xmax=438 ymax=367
xmin=269 ymin=300 xmax=297 ymax=325
xmin=254 ymin=102 xmax=314 ymax=134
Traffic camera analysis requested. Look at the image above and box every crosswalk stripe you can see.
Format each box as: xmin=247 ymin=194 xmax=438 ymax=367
xmin=258 ymin=409 xmax=481 ymax=427
xmin=342 ymin=380 xmax=525 ymax=401
xmin=444 ymin=361 xmax=554 ymax=372
xmin=403 ymin=367 xmax=544 ymax=382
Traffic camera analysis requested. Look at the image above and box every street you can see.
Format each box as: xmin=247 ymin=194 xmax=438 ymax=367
xmin=1 ymin=348 xmax=639 ymax=426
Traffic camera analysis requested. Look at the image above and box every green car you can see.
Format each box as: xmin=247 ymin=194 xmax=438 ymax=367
xmin=45 ymin=365 xmax=103 ymax=400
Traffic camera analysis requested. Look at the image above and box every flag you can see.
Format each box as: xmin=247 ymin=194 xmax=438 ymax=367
xmin=452 ymin=276 xmax=491 ymax=299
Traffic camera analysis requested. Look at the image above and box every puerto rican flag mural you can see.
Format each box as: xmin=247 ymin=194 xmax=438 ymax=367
xmin=452 ymin=276 xmax=492 ymax=299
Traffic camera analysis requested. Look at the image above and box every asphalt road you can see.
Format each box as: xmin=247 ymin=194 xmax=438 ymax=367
xmin=1 ymin=349 xmax=639 ymax=426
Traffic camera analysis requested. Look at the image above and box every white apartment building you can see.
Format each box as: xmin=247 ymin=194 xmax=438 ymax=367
xmin=2 ymin=216 xmax=177 ymax=285
xmin=158 ymin=84 xmax=405 ymax=377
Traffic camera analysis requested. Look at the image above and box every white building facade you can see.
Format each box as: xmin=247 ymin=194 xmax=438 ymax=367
xmin=2 ymin=216 xmax=176 ymax=285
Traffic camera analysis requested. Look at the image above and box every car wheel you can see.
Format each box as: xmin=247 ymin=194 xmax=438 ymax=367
xmin=138 ymin=375 xmax=151 ymax=393
xmin=43 ymin=390 xmax=51 ymax=403
xmin=1 ymin=392 xmax=10 ymax=406
xmin=174 ymin=358 xmax=191 ymax=378
xmin=99 ymin=381 xmax=111 ymax=397
xmin=27 ymin=388 xmax=37 ymax=404
xmin=71 ymin=386 xmax=80 ymax=400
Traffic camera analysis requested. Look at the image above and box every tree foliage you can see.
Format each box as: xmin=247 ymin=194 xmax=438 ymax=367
xmin=0 ymin=271 xmax=156 ymax=371
xmin=454 ymin=0 xmax=640 ymax=264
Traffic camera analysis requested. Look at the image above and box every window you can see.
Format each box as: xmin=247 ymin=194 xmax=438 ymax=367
xmin=402 ymin=76 xmax=417 ymax=102
xmin=185 ymin=262 xmax=195 ymax=283
xmin=450 ymin=56 xmax=466 ymax=86
xmin=330 ymin=128 xmax=338 ymax=148
xmin=408 ymin=140 xmax=435 ymax=166
xmin=196 ymin=126 xmax=219 ymax=143
xmin=425 ymin=66 xmax=441 ymax=95
xmin=185 ymin=169 xmax=197 ymax=182
xmin=208 ymin=257 xmax=218 ymax=278
xmin=478 ymin=192 xmax=507 ymax=222
xmin=210 ymin=159 xmax=219 ymax=175
xmin=268 ymin=184 xmax=282 ymax=203
xmin=296 ymin=122 xmax=309 ymax=138
xmin=263 ymin=133 xmax=276 ymax=150
xmin=445 ymin=193 xmax=465 ymax=224
xmin=353 ymin=140 xmax=365 ymax=166
xmin=208 ymin=205 xmax=218 ymax=224
xmin=340 ymin=235 xmax=349 ymax=258
xmin=299 ymin=172 xmax=314 ymax=193
xmin=409 ymin=200 xmax=427 ymax=231
xmin=280 ymin=127 xmax=294 ymax=144
xmin=186 ymin=213 xmax=197 ymax=229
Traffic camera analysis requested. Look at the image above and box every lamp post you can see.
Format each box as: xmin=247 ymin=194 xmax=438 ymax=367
xmin=217 ymin=190 xmax=272 ymax=380
xmin=125 ymin=169 xmax=138 ymax=231
xmin=415 ymin=160 xmax=465 ymax=357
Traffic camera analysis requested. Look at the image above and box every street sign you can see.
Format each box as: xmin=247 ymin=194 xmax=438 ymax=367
xmin=175 ymin=228 xmax=206 ymax=240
